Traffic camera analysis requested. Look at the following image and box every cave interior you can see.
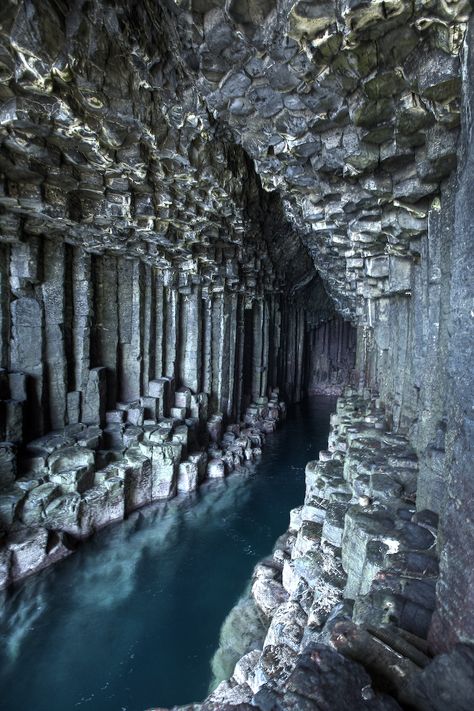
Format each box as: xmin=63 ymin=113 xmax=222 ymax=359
xmin=0 ymin=0 xmax=473 ymax=709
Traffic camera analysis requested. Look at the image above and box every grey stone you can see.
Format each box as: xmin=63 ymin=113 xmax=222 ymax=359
xmin=0 ymin=6 xmax=472 ymax=709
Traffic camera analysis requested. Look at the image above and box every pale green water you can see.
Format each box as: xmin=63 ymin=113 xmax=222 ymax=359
xmin=0 ymin=397 xmax=334 ymax=710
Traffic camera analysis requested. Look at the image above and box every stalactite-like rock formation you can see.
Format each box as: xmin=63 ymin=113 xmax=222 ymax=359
xmin=1 ymin=0 xmax=474 ymax=709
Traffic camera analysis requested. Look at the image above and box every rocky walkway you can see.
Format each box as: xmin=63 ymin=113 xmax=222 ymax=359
xmin=0 ymin=380 xmax=285 ymax=588
xmin=162 ymin=389 xmax=474 ymax=711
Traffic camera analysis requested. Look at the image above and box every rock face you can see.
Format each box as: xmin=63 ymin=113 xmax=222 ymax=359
xmin=0 ymin=0 xmax=474 ymax=707
xmin=180 ymin=390 xmax=464 ymax=710
xmin=0 ymin=0 xmax=358 ymax=586
xmin=0 ymin=378 xmax=287 ymax=585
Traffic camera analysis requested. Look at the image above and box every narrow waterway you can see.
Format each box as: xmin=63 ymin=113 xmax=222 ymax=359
xmin=0 ymin=397 xmax=335 ymax=711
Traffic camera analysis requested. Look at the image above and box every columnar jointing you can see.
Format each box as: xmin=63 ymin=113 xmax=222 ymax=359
xmin=1 ymin=237 xmax=353 ymax=586
xmin=1 ymin=243 xmax=284 ymax=436
xmin=0 ymin=0 xmax=357 ymax=589
xmin=1 ymin=0 xmax=474 ymax=708
xmin=0 ymin=240 xmax=350 ymax=442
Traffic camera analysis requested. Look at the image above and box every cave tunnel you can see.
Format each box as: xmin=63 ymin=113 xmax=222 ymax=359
xmin=0 ymin=1 xmax=473 ymax=710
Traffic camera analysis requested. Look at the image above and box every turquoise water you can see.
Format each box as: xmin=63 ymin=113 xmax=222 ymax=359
xmin=0 ymin=397 xmax=334 ymax=711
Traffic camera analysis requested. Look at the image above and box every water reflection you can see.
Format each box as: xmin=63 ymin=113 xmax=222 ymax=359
xmin=1 ymin=473 xmax=254 ymax=656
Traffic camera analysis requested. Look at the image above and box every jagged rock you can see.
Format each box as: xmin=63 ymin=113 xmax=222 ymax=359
xmin=177 ymin=460 xmax=199 ymax=493
xmin=123 ymin=452 xmax=153 ymax=512
xmin=8 ymin=527 xmax=49 ymax=579
xmin=264 ymin=601 xmax=307 ymax=653
xmin=207 ymin=458 xmax=226 ymax=479
xmin=252 ymin=576 xmax=289 ymax=619
xmin=233 ymin=649 xmax=261 ymax=690
xmin=0 ymin=1 xmax=473 ymax=709
xmin=253 ymin=642 xmax=403 ymax=710
xmin=403 ymin=644 xmax=474 ymax=711
xmin=210 ymin=591 xmax=268 ymax=692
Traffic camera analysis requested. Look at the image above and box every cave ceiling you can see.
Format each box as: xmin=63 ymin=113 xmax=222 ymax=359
xmin=0 ymin=0 xmax=470 ymax=319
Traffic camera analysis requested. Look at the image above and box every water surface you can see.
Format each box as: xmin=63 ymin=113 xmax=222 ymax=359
xmin=0 ymin=397 xmax=334 ymax=710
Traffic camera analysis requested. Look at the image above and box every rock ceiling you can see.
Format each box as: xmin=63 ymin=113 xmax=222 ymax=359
xmin=0 ymin=0 xmax=470 ymax=319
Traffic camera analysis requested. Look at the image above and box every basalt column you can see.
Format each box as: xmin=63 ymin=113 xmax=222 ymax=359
xmin=1 ymin=246 xmax=322 ymax=447
xmin=3 ymin=231 xmax=337 ymax=587
xmin=306 ymin=317 xmax=357 ymax=396
xmin=179 ymin=285 xmax=202 ymax=395
xmin=4 ymin=7 xmax=473 ymax=697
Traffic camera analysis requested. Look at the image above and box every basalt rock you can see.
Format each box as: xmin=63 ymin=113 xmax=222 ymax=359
xmin=0 ymin=384 xmax=286 ymax=586
xmin=197 ymin=389 xmax=472 ymax=710
xmin=0 ymin=0 xmax=474 ymax=708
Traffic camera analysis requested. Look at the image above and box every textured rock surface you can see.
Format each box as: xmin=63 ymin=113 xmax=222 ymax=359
xmin=181 ymin=390 xmax=467 ymax=711
xmin=0 ymin=380 xmax=288 ymax=584
xmin=0 ymin=1 xmax=359 ymax=585
xmin=1 ymin=0 xmax=474 ymax=708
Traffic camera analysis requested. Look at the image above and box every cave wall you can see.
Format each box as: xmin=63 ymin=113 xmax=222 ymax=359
xmin=0 ymin=240 xmax=301 ymax=443
xmin=0 ymin=0 xmax=354 ymax=589
xmin=167 ymin=0 xmax=473 ymax=653
xmin=305 ymin=316 xmax=357 ymax=396
xmin=0 ymin=226 xmax=323 ymax=586
xmin=0 ymin=0 xmax=334 ymax=454
xmin=355 ymin=16 xmax=474 ymax=652
xmin=428 ymin=16 xmax=474 ymax=652
xmin=0 ymin=0 xmax=473 ymax=660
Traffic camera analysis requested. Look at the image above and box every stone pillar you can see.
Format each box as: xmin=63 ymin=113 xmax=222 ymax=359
xmin=201 ymin=294 xmax=212 ymax=396
xmin=8 ymin=238 xmax=43 ymax=439
xmin=91 ymin=255 xmax=118 ymax=409
xmin=42 ymin=238 xmax=67 ymax=430
xmin=268 ymin=296 xmax=281 ymax=389
xmin=118 ymin=258 xmax=143 ymax=403
xmin=278 ymin=301 xmax=288 ymax=395
xmin=210 ymin=292 xmax=225 ymax=414
xmin=153 ymin=271 xmax=164 ymax=379
xmin=179 ymin=285 xmax=201 ymax=393
xmin=233 ymin=295 xmax=245 ymax=421
xmin=294 ymin=306 xmax=305 ymax=403
xmin=10 ymin=295 xmax=43 ymax=438
xmin=164 ymin=286 xmax=178 ymax=380
xmin=261 ymin=296 xmax=270 ymax=398
xmin=221 ymin=291 xmax=235 ymax=417
xmin=285 ymin=304 xmax=297 ymax=402
xmin=72 ymin=248 xmax=92 ymax=395
xmin=141 ymin=263 xmax=153 ymax=396
xmin=0 ymin=245 xmax=9 ymax=368
xmin=251 ymin=298 xmax=264 ymax=401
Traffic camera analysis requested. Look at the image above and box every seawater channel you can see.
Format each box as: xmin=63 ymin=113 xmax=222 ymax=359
xmin=0 ymin=396 xmax=335 ymax=711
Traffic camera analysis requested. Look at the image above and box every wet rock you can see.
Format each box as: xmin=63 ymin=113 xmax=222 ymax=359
xmin=20 ymin=483 xmax=61 ymax=526
xmin=233 ymin=649 xmax=261 ymax=689
xmin=210 ymin=591 xmax=267 ymax=691
xmin=79 ymin=482 xmax=124 ymax=537
xmin=8 ymin=527 xmax=49 ymax=579
xmin=0 ymin=444 xmax=17 ymax=488
xmin=264 ymin=601 xmax=307 ymax=653
xmin=252 ymin=575 xmax=289 ymax=619
xmin=257 ymin=642 xmax=403 ymax=711
xmin=43 ymin=493 xmax=82 ymax=536
xmin=0 ymin=3 xmax=473 ymax=709
xmin=123 ymin=452 xmax=153 ymax=512
xmin=403 ymin=644 xmax=474 ymax=711
xmin=177 ymin=460 xmax=199 ymax=493
xmin=208 ymin=458 xmax=226 ymax=479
